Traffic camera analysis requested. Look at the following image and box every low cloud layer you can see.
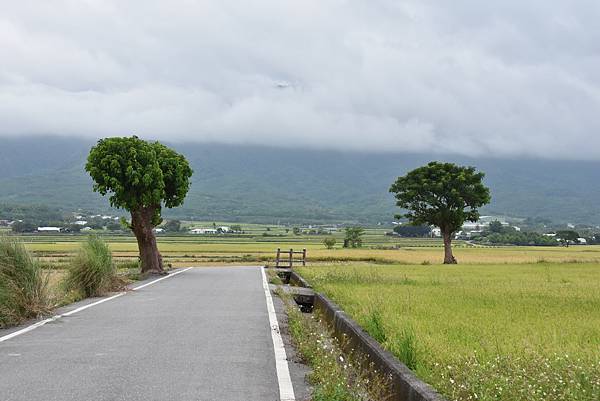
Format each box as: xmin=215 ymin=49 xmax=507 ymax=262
xmin=1 ymin=1 xmax=600 ymax=158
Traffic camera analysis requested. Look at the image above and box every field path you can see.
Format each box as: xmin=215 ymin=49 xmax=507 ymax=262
xmin=0 ymin=267 xmax=296 ymax=401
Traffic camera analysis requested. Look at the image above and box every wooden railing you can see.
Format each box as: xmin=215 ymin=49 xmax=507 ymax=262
xmin=275 ymin=248 xmax=307 ymax=268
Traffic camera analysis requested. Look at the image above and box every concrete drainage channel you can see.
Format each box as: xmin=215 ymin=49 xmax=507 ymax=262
xmin=271 ymin=268 xmax=447 ymax=401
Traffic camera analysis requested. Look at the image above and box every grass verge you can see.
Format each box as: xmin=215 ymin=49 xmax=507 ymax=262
xmin=0 ymin=236 xmax=49 ymax=328
xmin=280 ymin=289 xmax=392 ymax=401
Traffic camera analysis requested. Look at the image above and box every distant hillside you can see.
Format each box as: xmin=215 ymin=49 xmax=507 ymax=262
xmin=1 ymin=136 xmax=599 ymax=224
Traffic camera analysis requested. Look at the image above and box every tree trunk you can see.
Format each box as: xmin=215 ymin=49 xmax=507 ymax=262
xmin=442 ymin=230 xmax=457 ymax=264
xmin=131 ymin=207 xmax=165 ymax=274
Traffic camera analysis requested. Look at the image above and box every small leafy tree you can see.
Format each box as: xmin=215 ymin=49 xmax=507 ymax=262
xmin=105 ymin=221 xmax=122 ymax=231
xmin=556 ymin=230 xmax=579 ymax=247
xmin=393 ymin=224 xmax=431 ymax=238
xmin=344 ymin=227 xmax=364 ymax=248
xmin=323 ymin=237 xmax=337 ymax=249
xmin=11 ymin=221 xmax=37 ymax=233
xmin=488 ymin=220 xmax=504 ymax=233
xmin=390 ymin=162 xmax=490 ymax=264
xmin=163 ymin=219 xmax=182 ymax=232
xmin=86 ymin=136 xmax=193 ymax=274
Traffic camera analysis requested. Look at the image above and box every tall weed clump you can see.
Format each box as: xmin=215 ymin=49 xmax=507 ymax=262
xmin=0 ymin=236 xmax=49 ymax=328
xmin=65 ymin=236 xmax=120 ymax=298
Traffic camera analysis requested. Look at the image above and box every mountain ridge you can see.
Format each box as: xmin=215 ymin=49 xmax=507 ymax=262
xmin=0 ymin=136 xmax=598 ymax=224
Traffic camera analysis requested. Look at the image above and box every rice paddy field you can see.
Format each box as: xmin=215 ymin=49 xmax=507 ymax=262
xmin=5 ymin=226 xmax=600 ymax=400
xmin=297 ymin=263 xmax=600 ymax=401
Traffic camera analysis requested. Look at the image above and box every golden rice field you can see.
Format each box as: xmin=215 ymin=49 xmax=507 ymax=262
xmin=14 ymin=233 xmax=600 ymax=267
xmin=297 ymin=263 xmax=600 ymax=401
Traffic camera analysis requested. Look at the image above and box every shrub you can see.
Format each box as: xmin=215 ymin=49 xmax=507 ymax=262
xmin=65 ymin=236 xmax=121 ymax=297
xmin=323 ymin=237 xmax=336 ymax=249
xmin=0 ymin=236 xmax=49 ymax=328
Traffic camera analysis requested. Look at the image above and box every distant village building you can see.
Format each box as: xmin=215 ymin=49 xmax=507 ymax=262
xmin=190 ymin=228 xmax=218 ymax=234
xmin=37 ymin=227 xmax=61 ymax=232
xmin=74 ymin=220 xmax=88 ymax=226
xmin=153 ymin=228 xmax=164 ymax=233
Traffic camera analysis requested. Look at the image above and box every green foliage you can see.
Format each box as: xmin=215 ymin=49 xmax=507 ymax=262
xmin=66 ymin=223 xmax=82 ymax=233
xmin=230 ymin=224 xmax=242 ymax=233
xmin=0 ymin=204 xmax=63 ymax=224
xmin=85 ymin=136 xmax=193 ymax=226
xmin=389 ymin=162 xmax=491 ymax=234
xmin=323 ymin=237 xmax=337 ymax=249
xmin=481 ymin=231 xmax=558 ymax=246
xmin=64 ymin=236 xmax=119 ymax=297
xmin=393 ymin=224 xmax=432 ymax=237
xmin=105 ymin=221 xmax=122 ymax=231
xmin=11 ymin=220 xmax=37 ymax=233
xmin=0 ymin=236 xmax=49 ymax=328
xmin=344 ymin=226 xmax=364 ymax=248
xmin=556 ymin=230 xmax=580 ymax=245
xmin=488 ymin=220 xmax=504 ymax=233
xmin=163 ymin=219 xmax=182 ymax=232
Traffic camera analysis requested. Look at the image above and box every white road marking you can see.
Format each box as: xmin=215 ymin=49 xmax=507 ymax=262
xmin=260 ymin=267 xmax=296 ymax=401
xmin=0 ymin=267 xmax=194 ymax=343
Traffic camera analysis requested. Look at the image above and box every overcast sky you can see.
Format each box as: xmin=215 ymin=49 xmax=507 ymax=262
xmin=1 ymin=1 xmax=599 ymax=158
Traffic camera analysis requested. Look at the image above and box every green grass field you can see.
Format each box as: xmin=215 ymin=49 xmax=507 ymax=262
xmin=297 ymin=263 xmax=600 ymax=401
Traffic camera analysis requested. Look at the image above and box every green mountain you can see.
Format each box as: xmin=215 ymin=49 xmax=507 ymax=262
xmin=1 ymin=136 xmax=598 ymax=224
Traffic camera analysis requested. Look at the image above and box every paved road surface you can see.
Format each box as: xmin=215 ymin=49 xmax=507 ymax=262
xmin=0 ymin=267 xmax=293 ymax=401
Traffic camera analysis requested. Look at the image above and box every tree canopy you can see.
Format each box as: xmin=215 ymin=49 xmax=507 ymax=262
xmin=344 ymin=227 xmax=364 ymax=248
xmin=390 ymin=162 xmax=490 ymax=234
xmin=86 ymin=136 xmax=193 ymax=226
xmin=390 ymin=161 xmax=490 ymax=263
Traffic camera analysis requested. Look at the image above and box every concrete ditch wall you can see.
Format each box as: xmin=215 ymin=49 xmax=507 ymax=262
xmin=290 ymin=271 xmax=447 ymax=401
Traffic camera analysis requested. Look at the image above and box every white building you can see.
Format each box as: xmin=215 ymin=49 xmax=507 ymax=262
xmin=190 ymin=228 xmax=218 ymax=234
xmin=37 ymin=227 xmax=61 ymax=232
xmin=74 ymin=220 xmax=88 ymax=225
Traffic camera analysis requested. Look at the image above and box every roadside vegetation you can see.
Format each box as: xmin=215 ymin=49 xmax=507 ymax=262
xmin=0 ymin=236 xmax=49 ymax=328
xmin=64 ymin=236 xmax=123 ymax=298
xmin=297 ymin=263 xmax=600 ymax=401
xmin=283 ymin=293 xmax=391 ymax=401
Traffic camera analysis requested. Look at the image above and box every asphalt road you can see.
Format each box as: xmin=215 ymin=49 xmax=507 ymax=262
xmin=0 ymin=267 xmax=297 ymax=401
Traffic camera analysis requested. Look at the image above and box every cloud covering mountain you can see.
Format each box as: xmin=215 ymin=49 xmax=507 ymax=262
xmin=1 ymin=1 xmax=600 ymax=158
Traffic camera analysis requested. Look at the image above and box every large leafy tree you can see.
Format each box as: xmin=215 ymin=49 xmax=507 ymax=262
xmin=389 ymin=162 xmax=490 ymax=264
xmin=86 ymin=136 xmax=193 ymax=274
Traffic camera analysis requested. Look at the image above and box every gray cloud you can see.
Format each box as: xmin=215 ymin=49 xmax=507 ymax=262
xmin=1 ymin=0 xmax=600 ymax=158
